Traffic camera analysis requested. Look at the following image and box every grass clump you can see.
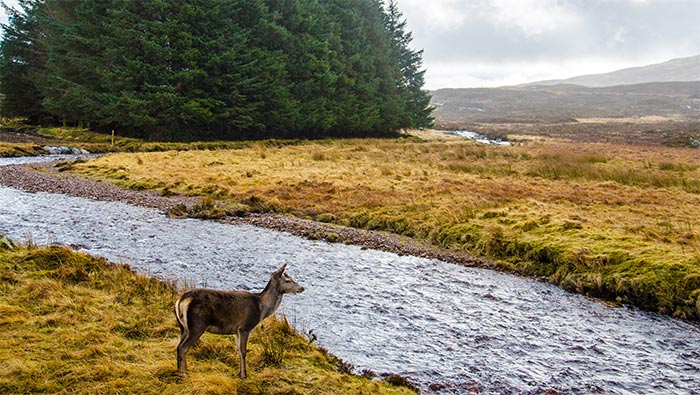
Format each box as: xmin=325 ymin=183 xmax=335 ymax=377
xmin=0 ymin=235 xmax=415 ymax=394
xmin=0 ymin=142 xmax=46 ymax=157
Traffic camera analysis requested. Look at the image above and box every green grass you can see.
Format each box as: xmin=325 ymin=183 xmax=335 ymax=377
xmin=0 ymin=234 xmax=416 ymax=394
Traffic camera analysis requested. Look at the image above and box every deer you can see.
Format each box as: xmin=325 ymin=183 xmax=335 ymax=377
xmin=174 ymin=263 xmax=304 ymax=378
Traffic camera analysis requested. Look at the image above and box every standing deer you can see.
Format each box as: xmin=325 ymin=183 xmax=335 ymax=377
xmin=174 ymin=263 xmax=304 ymax=378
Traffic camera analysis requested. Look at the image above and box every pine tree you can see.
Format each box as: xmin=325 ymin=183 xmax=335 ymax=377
xmin=264 ymin=0 xmax=336 ymax=136
xmin=35 ymin=0 xmax=110 ymax=127
xmin=0 ymin=0 xmax=47 ymax=122
xmin=0 ymin=0 xmax=431 ymax=138
xmin=324 ymin=0 xmax=401 ymax=135
xmin=382 ymin=0 xmax=433 ymax=129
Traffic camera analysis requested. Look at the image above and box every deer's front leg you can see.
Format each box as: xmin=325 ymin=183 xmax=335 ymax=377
xmin=236 ymin=329 xmax=251 ymax=379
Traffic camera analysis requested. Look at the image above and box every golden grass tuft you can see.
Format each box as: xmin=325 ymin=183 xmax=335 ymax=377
xmin=0 ymin=238 xmax=415 ymax=394
xmin=0 ymin=142 xmax=47 ymax=157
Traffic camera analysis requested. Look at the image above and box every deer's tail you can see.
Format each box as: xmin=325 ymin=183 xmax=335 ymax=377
xmin=174 ymin=295 xmax=192 ymax=337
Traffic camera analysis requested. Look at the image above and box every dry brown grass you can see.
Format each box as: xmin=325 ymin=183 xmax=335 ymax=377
xmin=0 ymin=142 xmax=46 ymax=157
xmin=574 ymin=116 xmax=682 ymax=123
xmin=71 ymin=137 xmax=700 ymax=319
xmin=0 ymin=237 xmax=416 ymax=394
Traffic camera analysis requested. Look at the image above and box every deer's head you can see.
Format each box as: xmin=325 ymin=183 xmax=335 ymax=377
xmin=273 ymin=263 xmax=305 ymax=294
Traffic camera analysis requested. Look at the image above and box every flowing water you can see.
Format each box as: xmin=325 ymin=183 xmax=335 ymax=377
xmin=440 ymin=130 xmax=511 ymax=146
xmin=1 ymin=157 xmax=699 ymax=394
xmin=0 ymin=154 xmax=95 ymax=167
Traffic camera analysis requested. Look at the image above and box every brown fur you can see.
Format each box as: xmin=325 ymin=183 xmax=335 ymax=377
xmin=175 ymin=263 xmax=304 ymax=378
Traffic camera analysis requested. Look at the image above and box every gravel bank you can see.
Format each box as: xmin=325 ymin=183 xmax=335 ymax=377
xmin=1 ymin=160 xmax=493 ymax=269
xmin=227 ymin=214 xmax=492 ymax=268
xmin=0 ymin=162 xmax=200 ymax=211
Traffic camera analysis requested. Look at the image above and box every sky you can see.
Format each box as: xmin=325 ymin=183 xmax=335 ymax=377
xmin=1 ymin=0 xmax=699 ymax=89
xmin=397 ymin=0 xmax=700 ymax=89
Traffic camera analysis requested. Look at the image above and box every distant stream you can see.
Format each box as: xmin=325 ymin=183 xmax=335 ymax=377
xmin=440 ymin=130 xmax=511 ymax=145
xmin=1 ymin=157 xmax=699 ymax=394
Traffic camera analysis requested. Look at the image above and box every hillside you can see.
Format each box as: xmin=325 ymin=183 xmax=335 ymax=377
xmin=432 ymin=81 xmax=700 ymax=125
xmin=523 ymin=55 xmax=700 ymax=87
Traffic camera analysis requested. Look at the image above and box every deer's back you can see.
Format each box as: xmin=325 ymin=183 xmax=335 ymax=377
xmin=181 ymin=288 xmax=262 ymax=334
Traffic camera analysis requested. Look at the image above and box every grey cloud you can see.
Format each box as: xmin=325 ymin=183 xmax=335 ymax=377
xmin=402 ymin=0 xmax=700 ymax=63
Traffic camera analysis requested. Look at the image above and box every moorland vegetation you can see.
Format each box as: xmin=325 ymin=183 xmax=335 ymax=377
xmin=63 ymin=131 xmax=700 ymax=320
xmin=432 ymin=82 xmax=700 ymax=126
xmin=3 ymin=0 xmax=699 ymax=392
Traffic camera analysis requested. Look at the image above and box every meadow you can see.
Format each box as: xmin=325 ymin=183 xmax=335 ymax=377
xmin=68 ymin=131 xmax=700 ymax=320
xmin=0 ymin=234 xmax=415 ymax=394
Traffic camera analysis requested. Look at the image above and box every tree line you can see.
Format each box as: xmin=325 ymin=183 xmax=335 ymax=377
xmin=0 ymin=0 xmax=432 ymax=140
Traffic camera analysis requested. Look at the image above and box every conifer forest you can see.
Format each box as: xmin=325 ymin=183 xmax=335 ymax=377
xmin=0 ymin=0 xmax=433 ymax=139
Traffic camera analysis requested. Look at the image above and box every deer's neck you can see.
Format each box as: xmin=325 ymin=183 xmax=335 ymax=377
xmin=258 ymin=280 xmax=284 ymax=320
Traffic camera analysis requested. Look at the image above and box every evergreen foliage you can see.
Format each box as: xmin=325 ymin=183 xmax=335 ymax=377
xmin=382 ymin=0 xmax=433 ymax=129
xmin=0 ymin=0 xmax=47 ymax=122
xmin=0 ymin=0 xmax=433 ymax=139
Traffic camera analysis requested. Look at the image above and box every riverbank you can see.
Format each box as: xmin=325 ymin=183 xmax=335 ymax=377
xmin=0 ymin=161 xmax=201 ymax=211
xmin=4 ymin=179 xmax=700 ymax=394
xmin=0 ymin=235 xmax=416 ymax=394
xmin=0 ymin=161 xmax=494 ymax=271
xmin=63 ymin=138 xmax=700 ymax=321
xmin=0 ymin=124 xmax=302 ymax=157
xmin=2 ymin=134 xmax=700 ymax=321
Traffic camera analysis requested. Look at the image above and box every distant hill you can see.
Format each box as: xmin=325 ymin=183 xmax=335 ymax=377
xmin=431 ymin=81 xmax=700 ymax=126
xmin=523 ymin=55 xmax=700 ymax=88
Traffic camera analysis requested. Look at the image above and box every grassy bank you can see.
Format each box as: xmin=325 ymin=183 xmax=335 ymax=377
xmin=68 ymin=136 xmax=700 ymax=320
xmin=0 ymin=122 xmax=299 ymax=156
xmin=0 ymin=141 xmax=47 ymax=157
xmin=34 ymin=127 xmax=282 ymax=153
xmin=0 ymin=235 xmax=415 ymax=394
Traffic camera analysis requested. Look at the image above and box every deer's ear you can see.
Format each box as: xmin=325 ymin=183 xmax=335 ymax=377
xmin=273 ymin=263 xmax=287 ymax=277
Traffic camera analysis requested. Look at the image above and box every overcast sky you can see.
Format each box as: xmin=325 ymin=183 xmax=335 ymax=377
xmin=2 ymin=0 xmax=699 ymax=89
xmin=397 ymin=0 xmax=700 ymax=89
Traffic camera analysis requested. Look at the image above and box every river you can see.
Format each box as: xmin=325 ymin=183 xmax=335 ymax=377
xmin=440 ymin=130 xmax=511 ymax=146
xmin=1 ymin=157 xmax=698 ymax=394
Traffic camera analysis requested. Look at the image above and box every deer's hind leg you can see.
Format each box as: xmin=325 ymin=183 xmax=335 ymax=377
xmin=177 ymin=319 xmax=207 ymax=375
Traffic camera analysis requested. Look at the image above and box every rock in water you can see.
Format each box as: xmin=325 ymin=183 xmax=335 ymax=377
xmin=43 ymin=146 xmax=90 ymax=155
